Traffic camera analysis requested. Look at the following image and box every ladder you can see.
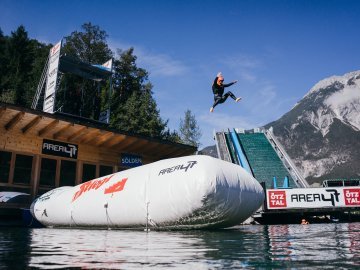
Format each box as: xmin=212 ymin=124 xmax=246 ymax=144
xmin=31 ymin=55 xmax=49 ymax=110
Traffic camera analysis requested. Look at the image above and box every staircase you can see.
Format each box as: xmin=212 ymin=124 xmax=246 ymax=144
xmin=31 ymin=55 xmax=49 ymax=110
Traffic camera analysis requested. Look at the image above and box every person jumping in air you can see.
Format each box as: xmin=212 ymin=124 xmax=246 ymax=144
xmin=210 ymin=72 xmax=241 ymax=113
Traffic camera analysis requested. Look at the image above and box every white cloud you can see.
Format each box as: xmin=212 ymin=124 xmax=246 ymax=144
xmin=258 ymin=84 xmax=277 ymax=106
xmin=222 ymin=54 xmax=261 ymax=69
xmin=238 ymin=71 xmax=257 ymax=82
xmin=220 ymin=54 xmax=262 ymax=83
xmin=136 ymin=51 xmax=188 ymax=77
xmin=244 ymin=82 xmax=298 ymax=122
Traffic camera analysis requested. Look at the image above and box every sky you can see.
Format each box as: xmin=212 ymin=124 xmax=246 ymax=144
xmin=1 ymin=0 xmax=360 ymax=147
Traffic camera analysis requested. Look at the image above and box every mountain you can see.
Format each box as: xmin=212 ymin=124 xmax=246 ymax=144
xmin=198 ymin=145 xmax=217 ymax=158
xmin=266 ymin=71 xmax=360 ymax=185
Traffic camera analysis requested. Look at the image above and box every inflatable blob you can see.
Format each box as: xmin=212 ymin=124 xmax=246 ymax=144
xmin=31 ymin=155 xmax=264 ymax=229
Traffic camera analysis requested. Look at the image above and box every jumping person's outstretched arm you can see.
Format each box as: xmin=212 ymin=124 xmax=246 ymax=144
xmin=223 ymin=80 xmax=238 ymax=87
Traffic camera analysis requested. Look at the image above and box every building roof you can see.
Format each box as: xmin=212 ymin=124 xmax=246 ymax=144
xmin=0 ymin=102 xmax=196 ymax=159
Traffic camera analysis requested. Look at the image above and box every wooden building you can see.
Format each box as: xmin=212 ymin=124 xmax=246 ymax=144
xmin=0 ymin=102 xmax=196 ymax=199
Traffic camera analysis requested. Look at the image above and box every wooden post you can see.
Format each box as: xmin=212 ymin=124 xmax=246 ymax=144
xmin=31 ymin=155 xmax=41 ymax=199
xmin=55 ymin=159 xmax=61 ymax=187
xmin=8 ymin=151 xmax=15 ymax=185
xmin=76 ymin=160 xmax=83 ymax=185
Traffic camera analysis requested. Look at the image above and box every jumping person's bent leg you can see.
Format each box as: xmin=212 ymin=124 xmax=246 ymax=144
xmin=225 ymin=91 xmax=241 ymax=103
xmin=225 ymin=91 xmax=237 ymax=100
xmin=210 ymin=95 xmax=225 ymax=112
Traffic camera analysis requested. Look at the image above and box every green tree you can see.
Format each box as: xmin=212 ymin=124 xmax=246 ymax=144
xmin=110 ymin=49 xmax=168 ymax=138
xmin=179 ymin=109 xmax=202 ymax=148
xmin=63 ymin=22 xmax=112 ymax=63
xmin=3 ymin=25 xmax=34 ymax=106
xmin=162 ymin=129 xmax=182 ymax=143
xmin=0 ymin=28 xmax=7 ymax=97
xmin=60 ymin=22 xmax=113 ymax=118
xmin=0 ymin=26 xmax=49 ymax=107
xmin=111 ymin=47 xmax=149 ymax=103
xmin=111 ymin=92 xmax=167 ymax=137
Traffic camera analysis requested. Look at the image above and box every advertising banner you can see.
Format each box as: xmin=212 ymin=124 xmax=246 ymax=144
xmin=121 ymin=153 xmax=142 ymax=167
xmin=43 ymin=40 xmax=62 ymax=113
xmin=267 ymin=187 xmax=360 ymax=209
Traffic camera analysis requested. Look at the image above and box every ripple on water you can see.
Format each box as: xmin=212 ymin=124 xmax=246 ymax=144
xmin=0 ymin=223 xmax=359 ymax=269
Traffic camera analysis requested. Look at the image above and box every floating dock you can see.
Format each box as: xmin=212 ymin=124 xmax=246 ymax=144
xmin=214 ymin=128 xmax=360 ymax=224
xmin=254 ymin=185 xmax=360 ymax=224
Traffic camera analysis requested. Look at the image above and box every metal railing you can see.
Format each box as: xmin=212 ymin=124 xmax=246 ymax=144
xmin=214 ymin=131 xmax=232 ymax=163
xmin=31 ymin=55 xmax=49 ymax=109
xmin=264 ymin=129 xmax=309 ymax=188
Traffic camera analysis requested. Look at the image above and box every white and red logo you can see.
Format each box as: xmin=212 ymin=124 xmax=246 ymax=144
xmin=268 ymin=190 xmax=287 ymax=208
xmin=343 ymin=188 xmax=360 ymax=206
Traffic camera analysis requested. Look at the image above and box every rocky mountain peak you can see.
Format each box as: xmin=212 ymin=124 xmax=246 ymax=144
xmin=267 ymin=71 xmax=360 ymax=185
xmin=291 ymin=70 xmax=360 ymax=137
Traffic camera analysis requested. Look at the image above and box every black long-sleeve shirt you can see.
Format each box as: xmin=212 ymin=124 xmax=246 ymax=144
xmin=212 ymin=77 xmax=235 ymax=96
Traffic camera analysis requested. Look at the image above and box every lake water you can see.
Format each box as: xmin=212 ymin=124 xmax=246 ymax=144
xmin=1 ymin=223 xmax=359 ymax=269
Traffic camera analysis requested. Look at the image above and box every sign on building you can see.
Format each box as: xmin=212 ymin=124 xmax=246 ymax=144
xmin=43 ymin=40 xmax=62 ymax=113
xmin=42 ymin=139 xmax=78 ymax=159
xmin=121 ymin=153 xmax=142 ymax=168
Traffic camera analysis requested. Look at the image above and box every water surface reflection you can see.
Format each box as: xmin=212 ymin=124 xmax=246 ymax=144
xmin=1 ymin=223 xmax=359 ymax=269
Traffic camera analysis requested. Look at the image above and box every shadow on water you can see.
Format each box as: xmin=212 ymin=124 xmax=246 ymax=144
xmin=0 ymin=223 xmax=359 ymax=269
xmin=0 ymin=228 xmax=31 ymax=270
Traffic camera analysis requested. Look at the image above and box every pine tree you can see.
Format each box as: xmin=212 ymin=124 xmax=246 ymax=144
xmin=109 ymin=47 xmax=168 ymax=137
xmin=111 ymin=48 xmax=147 ymax=103
xmin=0 ymin=28 xmax=8 ymax=99
xmin=162 ymin=129 xmax=182 ymax=143
xmin=137 ymin=90 xmax=168 ymax=137
xmin=0 ymin=26 xmax=49 ymax=107
xmin=179 ymin=110 xmax=202 ymax=148
xmin=63 ymin=22 xmax=112 ymax=64
xmin=60 ymin=22 xmax=113 ymax=118
xmin=5 ymin=25 xmax=34 ymax=106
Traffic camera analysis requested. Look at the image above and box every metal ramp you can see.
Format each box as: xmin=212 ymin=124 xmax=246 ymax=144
xmin=214 ymin=129 xmax=309 ymax=188
xmin=237 ymin=132 xmax=297 ymax=188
